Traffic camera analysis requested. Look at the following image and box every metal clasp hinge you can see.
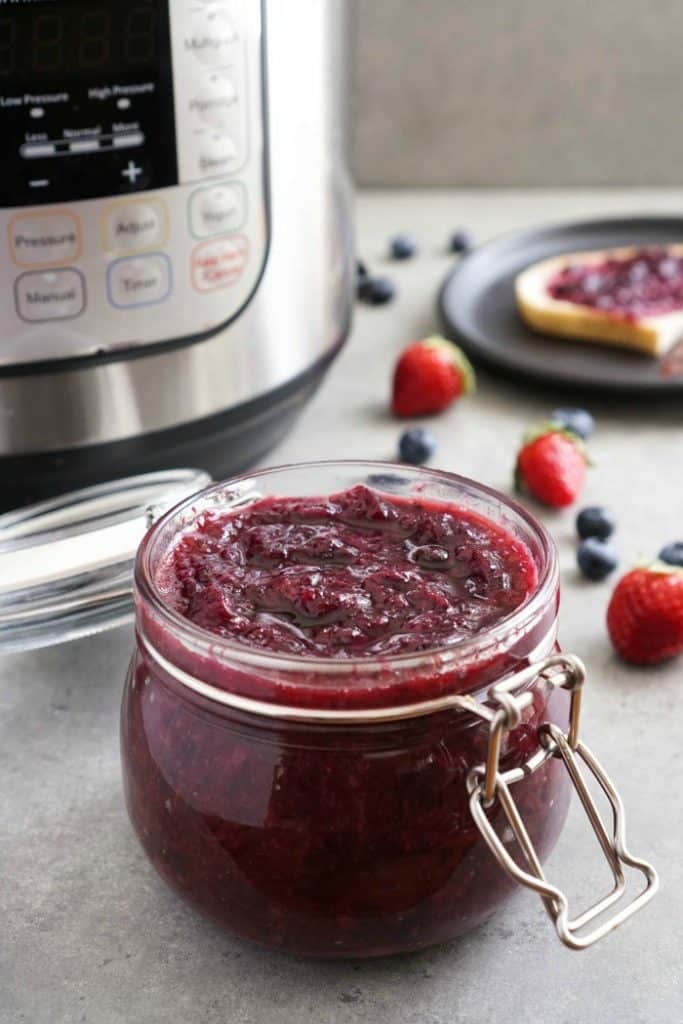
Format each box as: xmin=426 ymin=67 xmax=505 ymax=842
xmin=467 ymin=653 xmax=659 ymax=950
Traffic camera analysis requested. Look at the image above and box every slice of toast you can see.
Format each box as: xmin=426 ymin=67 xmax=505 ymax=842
xmin=515 ymin=245 xmax=683 ymax=357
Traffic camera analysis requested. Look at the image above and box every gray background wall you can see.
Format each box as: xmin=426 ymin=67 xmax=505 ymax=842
xmin=352 ymin=0 xmax=683 ymax=186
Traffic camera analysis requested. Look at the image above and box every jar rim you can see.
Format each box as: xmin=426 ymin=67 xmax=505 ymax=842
xmin=135 ymin=460 xmax=559 ymax=680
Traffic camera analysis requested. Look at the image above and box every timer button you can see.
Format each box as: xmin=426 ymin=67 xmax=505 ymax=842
xmin=102 ymin=199 xmax=167 ymax=253
xmin=198 ymin=132 xmax=238 ymax=178
xmin=15 ymin=269 xmax=85 ymax=322
xmin=186 ymin=10 xmax=238 ymax=67
xmin=9 ymin=211 xmax=81 ymax=269
xmin=191 ymin=235 xmax=249 ymax=292
xmin=107 ymin=254 xmax=172 ymax=309
xmin=190 ymin=72 xmax=238 ymax=133
xmin=189 ymin=182 xmax=245 ymax=238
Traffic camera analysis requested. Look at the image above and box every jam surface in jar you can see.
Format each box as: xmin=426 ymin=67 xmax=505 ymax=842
xmin=155 ymin=484 xmax=537 ymax=661
xmin=122 ymin=480 xmax=569 ymax=957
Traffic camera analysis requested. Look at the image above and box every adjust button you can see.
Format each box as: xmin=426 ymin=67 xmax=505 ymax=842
xmin=189 ymin=182 xmax=245 ymax=238
xmin=102 ymin=199 xmax=167 ymax=253
xmin=15 ymin=269 xmax=86 ymax=322
xmin=9 ymin=211 xmax=81 ymax=268
xmin=192 ymin=235 xmax=248 ymax=292
xmin=107 ymin=254 xmax=171 ymax=308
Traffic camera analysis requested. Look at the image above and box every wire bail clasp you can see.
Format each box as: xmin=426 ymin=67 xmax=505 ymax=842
xmin=468 ymin=653 xmax=659 ymax=950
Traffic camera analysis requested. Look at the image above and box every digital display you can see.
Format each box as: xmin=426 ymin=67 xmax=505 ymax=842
xmin=0 ymin=1 xmax=160 ymax=79
xmin=0 ymin=0 xmax=177 ymax=207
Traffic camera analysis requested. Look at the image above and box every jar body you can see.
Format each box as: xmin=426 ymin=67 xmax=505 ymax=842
xmin=121 ymin=648 xmax=570 ymax=957
xmin=122 ymin=462 xmax=568 ymax=956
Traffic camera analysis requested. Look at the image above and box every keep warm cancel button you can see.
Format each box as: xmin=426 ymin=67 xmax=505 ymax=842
xmin=191 ymin=235 xmax=248 ymax=292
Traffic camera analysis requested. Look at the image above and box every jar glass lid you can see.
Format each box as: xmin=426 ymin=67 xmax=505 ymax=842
xmin=0 ymin=469 xmax=210 ymax=654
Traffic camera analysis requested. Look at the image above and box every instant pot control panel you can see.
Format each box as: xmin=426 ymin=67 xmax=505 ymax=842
xmin=0 ymin=0 xmax=267 ymax=368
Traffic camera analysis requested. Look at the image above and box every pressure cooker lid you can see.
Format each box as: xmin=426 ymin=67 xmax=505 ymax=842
xmin=0 ymin=469 xmax=211 ymax=654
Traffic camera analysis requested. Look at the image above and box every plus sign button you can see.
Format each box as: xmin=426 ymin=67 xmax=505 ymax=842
xmin=118 ymin=158 xmax=152 ymax=191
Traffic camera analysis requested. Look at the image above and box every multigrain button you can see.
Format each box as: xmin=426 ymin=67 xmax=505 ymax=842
xmin=186 ymin=10 xmax=238 ymax=67
xmin=191 ymin=235 xmax=248 ymax=291
xmin=107 ymin=254 xmax=171 ymax=308
xmin=102 ymin=199 xmax=167 ymax=252
xmin=15 ymin=269 xmax=85 ymax=322
xmin=189 ymin=182 xmax=245 ymax=238
xmin=9 ymin=211 xmax=81 ymax=268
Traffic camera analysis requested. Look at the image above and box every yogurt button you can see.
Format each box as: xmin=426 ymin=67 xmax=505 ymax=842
xmin=103 ymin=200 xmax=166 ymax=252
xmin=189 ymin=183 xmax=245 ymax=237
xmin=107 ymin=254 xmax=171 ymax=308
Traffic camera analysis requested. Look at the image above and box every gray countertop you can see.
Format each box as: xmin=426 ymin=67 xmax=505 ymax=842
xmin=3 ymin=190 xmax=682 ymax=1024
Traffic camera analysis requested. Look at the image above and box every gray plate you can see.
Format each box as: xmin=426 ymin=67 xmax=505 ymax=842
xmin=438 ymin=215 xmax=683 ymax=395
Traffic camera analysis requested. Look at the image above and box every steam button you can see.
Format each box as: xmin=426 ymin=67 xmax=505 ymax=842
xmin=198 ymin=132 xmax=238 ymax=177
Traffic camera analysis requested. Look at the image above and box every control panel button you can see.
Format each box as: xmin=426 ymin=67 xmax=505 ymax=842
xmin=198 ymin=132 xmax=238 ymax=177
xmin=9 ymin=211 xmax=81 ymax=269
xmin=189 ymin=182 xmax=245 ymax=238
xmin=107 ymin=254 xmax=172 ymax=308
xmin=103 ymin=200 xmax=167 ymax=253
xmin=192 ymin=235 xmax=249 ymax=291
xmin=187 ymin=10 xmax=239 ymax=67
xmin=190 ymin=72 xmax=238 ymax=132
xmin=15 ymin=269 xmax=85 ymax=322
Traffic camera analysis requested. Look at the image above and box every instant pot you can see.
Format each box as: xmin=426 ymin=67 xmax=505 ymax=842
xmin=0 ymin=0 xmax=353 ymax=510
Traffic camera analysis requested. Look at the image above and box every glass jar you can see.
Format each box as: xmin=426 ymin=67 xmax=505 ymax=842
xmin=120 ymin=461 xmax=657 ymax=957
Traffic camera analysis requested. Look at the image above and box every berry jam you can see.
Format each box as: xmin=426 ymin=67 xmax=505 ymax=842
xmin=156 ymin=485 xmax=537 ymax=660
xmin=547 ymin=247 xmax=683 ymax=319
xmin=122 ymin=472 xmax=569 ymax=956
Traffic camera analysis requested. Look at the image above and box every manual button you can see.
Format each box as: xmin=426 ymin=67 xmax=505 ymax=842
xmin=107 ymin=253 xmax=171 ymax=308
xmin=103 ymin=199 xmax=167 ymax=253
xmin=9 ymin=211 xmax=81 ymax=268
xmin=15 ymin=268 xmax=86 ymax=322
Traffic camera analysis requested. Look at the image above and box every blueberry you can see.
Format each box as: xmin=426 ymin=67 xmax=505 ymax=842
xmin=448 ymin=229 xmax=474 ymax=254
xmin=577 ymin=538 xmax=619 ymax=581
xmin=398 ymin=428 xmax=436 ymax=465
xmin=659 ymin=541 xmax=683 ymax=567
xmin=358 ymin=275 xmax=396 ymax=305
xmin=551 ymin=407 xmax=595 ymax=440
xmin=576 ymin=506 xmax=615 ymax=541
xmin=389 ymin=234 xmax=417 ymax=260
xmin=356 ymin=259 xmax=369 ymax=282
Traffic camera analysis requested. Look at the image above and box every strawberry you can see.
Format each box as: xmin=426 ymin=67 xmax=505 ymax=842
xmin=515 ymin=423 xmax=588 ymax=508
xmin=607 ymin=563 xmax=683 ymax=665
xmin=391 ymin=336 xmax=475 ymax=417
